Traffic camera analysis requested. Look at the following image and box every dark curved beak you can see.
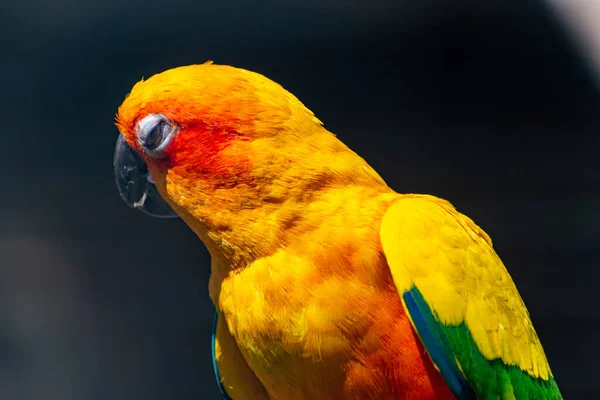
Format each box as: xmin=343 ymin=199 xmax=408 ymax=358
xmin=113 ymin=134 xmax=179 ymax=218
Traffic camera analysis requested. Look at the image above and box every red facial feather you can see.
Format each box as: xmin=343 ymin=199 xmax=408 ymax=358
xmin=163 ymin=118 xmax=254 ymax=189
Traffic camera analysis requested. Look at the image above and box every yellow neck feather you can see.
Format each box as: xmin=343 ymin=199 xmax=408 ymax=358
xmin=156 ymin=126 xmax=390 ymax=301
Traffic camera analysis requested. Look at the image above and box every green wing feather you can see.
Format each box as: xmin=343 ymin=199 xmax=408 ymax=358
xmin=380 ymin=195 xmax=562 ymax=399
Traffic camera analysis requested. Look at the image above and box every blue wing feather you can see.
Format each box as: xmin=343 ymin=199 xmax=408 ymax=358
xmin=403 ymin=288 xmax=476 ymax=400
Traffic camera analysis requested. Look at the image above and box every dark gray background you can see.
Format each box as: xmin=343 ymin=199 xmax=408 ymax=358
xmin=1 ymin=0 xmax=598 ymax=399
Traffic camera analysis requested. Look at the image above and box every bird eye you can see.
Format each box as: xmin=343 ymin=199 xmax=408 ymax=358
xmin=145 ymin=120 xmax=167 ymax=150
xmin=136 ymin=114 xmax=177 ymax=157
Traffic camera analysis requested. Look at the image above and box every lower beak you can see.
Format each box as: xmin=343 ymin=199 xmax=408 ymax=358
xmin=113 ymin=134 xmax=179 ymax=219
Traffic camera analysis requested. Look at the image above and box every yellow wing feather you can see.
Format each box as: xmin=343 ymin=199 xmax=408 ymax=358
xmin=379 ymin=194 xmax=553 ymax=380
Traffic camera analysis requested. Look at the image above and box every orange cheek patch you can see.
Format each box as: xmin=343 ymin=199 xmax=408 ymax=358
xmin=164 ymin=122 xmax=254 ymax=188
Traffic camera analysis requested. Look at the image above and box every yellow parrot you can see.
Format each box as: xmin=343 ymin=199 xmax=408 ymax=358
xmin=113 ymin=62 xmax=562 ymax=400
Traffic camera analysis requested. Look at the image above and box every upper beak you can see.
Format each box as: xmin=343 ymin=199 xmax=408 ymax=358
xmin=113 ymin=134 xmax=179 ymax=219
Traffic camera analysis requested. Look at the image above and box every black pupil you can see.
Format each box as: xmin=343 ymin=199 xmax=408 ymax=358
xmin=145 ymin=121 xmax=165 ymax=149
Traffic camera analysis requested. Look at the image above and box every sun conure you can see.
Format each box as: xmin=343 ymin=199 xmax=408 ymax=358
xmin=113 ymin=62 xmax=562 ymax=400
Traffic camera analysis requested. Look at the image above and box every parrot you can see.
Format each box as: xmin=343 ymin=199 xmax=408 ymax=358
xmin=112 ymin=61 xmax=562 ymax=400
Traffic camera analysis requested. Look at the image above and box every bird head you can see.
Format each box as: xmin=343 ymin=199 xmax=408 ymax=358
xmin=113 ymin=62 xmax=385 ymax=262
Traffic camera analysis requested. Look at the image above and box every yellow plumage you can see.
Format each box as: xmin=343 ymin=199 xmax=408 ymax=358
xmin=115 ymin=63 xmax=561 ymax=399
xmin=380 ymin=195 xmax=552 ymax=380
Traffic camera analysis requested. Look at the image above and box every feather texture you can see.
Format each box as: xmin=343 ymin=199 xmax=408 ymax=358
xmin=212 ymin=311 xmax=233 ymax=399
xmin=381 ymin=195 xmax=562 ymax=399
xmin=403 ymin=288 xmax=475 ymax=399
xmin=115 ymin=63 xmax=562 ymax=399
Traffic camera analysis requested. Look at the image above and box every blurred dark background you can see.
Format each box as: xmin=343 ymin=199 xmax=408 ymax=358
xmin=1 ymin=0 xmax=599 ymax=399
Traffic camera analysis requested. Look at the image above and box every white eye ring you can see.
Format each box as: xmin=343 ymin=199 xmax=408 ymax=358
xmin=136 ymin=113 xmax=178 ymax=158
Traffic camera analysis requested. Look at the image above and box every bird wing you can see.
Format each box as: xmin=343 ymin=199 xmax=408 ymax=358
xmin=379 ymin=194 xmax=561 ymax=399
